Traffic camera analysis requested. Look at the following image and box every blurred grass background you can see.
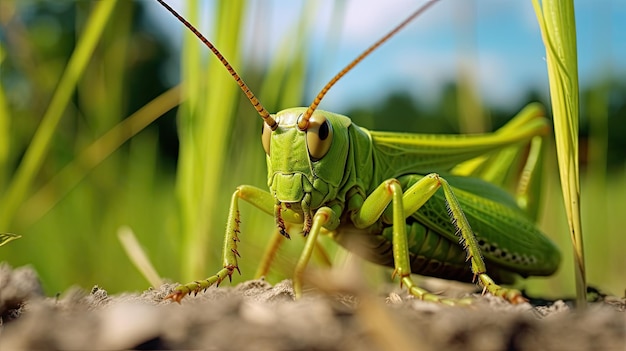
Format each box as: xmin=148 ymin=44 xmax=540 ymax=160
xmin=0 ymin=0 xmax=624 ymax=300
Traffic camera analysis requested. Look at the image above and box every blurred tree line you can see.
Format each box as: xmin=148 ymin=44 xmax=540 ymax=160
xmin=2 ymin=1 xmax=624 ymax=179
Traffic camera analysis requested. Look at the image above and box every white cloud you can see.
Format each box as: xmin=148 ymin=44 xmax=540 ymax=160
xmin=340 ymin=0 xmax=445 ymax=44
xmin=153 ymin=0 xmax=624 ymax=113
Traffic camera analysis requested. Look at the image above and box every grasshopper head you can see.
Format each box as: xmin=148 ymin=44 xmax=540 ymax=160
xmin=262 ymin=108 xmax=351 ymax=215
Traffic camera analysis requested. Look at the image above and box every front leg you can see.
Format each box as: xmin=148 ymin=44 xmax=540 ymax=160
xmin=351 ymin=175 xmax=525 ymax=304
xmin=166 ymin=185 xmax=296 ymax=303
xmin=292 ymin=206 xmax=339 ymax=298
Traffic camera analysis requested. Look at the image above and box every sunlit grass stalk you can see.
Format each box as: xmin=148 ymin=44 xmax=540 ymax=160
xmin=453 ymin=3 xmax=487 ymax=134
xmin=532 ymin=0 xmax=585 ymax=307
xmin=0 ymin=0 xmax=118 ymax=230
xmin=176 ymin=1 xmax=247 ymax=281
xmin=0 ymin=45 xmax=9 ymax=188
xmin=280 ymin=4 xmax=316 ymax=108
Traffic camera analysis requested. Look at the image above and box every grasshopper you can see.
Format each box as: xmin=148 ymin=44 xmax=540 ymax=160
xmin=157 ymin=0 xmax=560 ymax=304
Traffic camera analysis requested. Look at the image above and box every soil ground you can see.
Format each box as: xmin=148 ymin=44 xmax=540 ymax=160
xmin=1 ymin=263 xmax=624 ymax=350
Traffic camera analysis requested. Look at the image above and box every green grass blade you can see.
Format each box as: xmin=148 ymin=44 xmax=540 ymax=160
xmin=17 ymin=86 xmax=182 ymax=228
xmin=453 ymin=3 xmax=487 ymax=134
xmin=0 ymin=232 xmax=21 ymax=247
xmin=0 ymin=0 xmax=119 ymax=230
xmin=532 ymin=0 xmax=585 ymax=307
xmin=175 ymin=1 xmax=248 ymax=281
xmin=259 ymin=1 xmax=317 ymax=110
xmin=0 ymin=44 xmax=9 ymax=188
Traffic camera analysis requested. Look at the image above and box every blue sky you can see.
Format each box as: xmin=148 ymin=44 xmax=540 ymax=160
xmin=149 ymin=0 xmax=626 ymax=112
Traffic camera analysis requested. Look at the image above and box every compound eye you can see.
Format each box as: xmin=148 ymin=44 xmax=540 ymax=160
xmin=261 ymin=121 xmax=273 ymax=156
xmin=305 ymin=114 xmax=333 ymax=161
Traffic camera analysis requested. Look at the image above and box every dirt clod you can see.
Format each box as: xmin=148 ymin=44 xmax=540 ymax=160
xmin=0 ymin=263 xmax=44 ymax=324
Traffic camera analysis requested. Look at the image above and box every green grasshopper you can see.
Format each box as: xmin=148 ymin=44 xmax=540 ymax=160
xmin=157 ymin=0 xmax=560 ymax=304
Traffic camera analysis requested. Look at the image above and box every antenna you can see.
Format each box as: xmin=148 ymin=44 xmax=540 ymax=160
xmin=297 ymin=0 xmax=439 ymax=130
xmin=156 ymin=0 xmax=278 ymax=130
